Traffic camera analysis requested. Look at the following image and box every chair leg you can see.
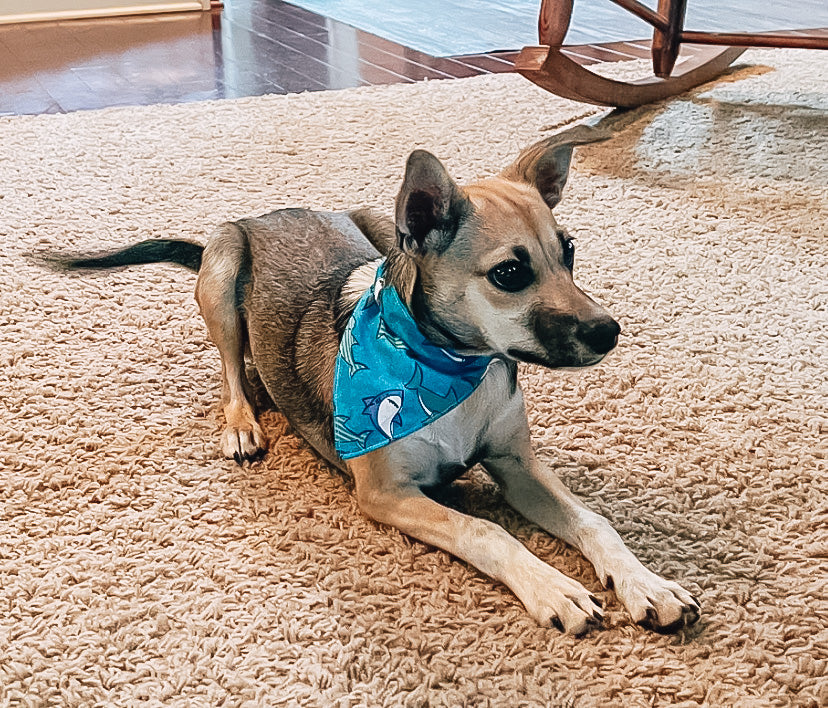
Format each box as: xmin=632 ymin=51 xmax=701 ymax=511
xmin=538 ymin=0 xmax=574 ymax=46
xmin=652 ymin=0 xmax=689 ymax=77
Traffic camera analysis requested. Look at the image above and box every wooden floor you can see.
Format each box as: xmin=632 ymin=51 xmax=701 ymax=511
xmin=0 ymin=1 xmax=825 ymax=116
xmin=0 ymin=0 xmax=654 ymax=116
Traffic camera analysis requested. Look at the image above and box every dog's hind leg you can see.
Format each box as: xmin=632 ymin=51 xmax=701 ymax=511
xmin=196 ymin=223 xmax=266 ymax=462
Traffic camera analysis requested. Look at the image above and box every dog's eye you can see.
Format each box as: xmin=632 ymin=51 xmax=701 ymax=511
xmin=558 ymin=231 xmax=575 ymax=271
xmin=487 ymin=260 xmax=534 ymax=292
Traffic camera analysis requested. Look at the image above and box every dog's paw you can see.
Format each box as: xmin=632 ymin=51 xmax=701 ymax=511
xmin=612 ymin=568 xmax=700 ymax=633
xmin=221 ymin=400 xmax=267 ymax=463
xmin=521 ymin=566 xmax=604 ymax=636
xmin=221 ymin=423 xmax=267 ymax=463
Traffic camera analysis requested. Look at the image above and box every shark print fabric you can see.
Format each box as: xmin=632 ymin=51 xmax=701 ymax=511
xmin=333 ymin=261 xmax=493 ymax=460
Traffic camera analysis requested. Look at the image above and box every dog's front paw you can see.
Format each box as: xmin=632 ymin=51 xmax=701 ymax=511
xmin=221 ymin=422 xmax=267 ymax=463
xmin=519 ymin=564 xmax=604 ymax=636
xmin=612 ymin=568 xmax=700 ymax=633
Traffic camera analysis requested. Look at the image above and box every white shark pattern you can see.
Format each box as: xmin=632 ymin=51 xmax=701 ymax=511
xmin=377 ymin=316 xmax=407 ymax=349
xmin=372 ymin=276 xmax=385 ymax=303
xmin=341 ymin=317 xmax=368 ymax=377
xmin=439 ymin=347 xmax=469 ymax=363
xmin=333 ymin=415 xmax=372 ymax=449
xmin=405 ymin=363 xmax=459 ymax=419
xmin=362 ymin=390 xmax=403 ymax=439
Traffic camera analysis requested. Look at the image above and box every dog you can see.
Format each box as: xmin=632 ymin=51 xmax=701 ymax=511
xmin=44 ymin=122 xmax=700 ymax=635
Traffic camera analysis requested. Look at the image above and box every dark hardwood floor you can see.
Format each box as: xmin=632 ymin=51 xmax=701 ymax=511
xmin=0 ymin=1 xmax=825 ymax=116
xmin=0 ymin=1 xmax=659 ymax=116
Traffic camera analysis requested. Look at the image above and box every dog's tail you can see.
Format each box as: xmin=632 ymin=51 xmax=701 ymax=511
xmin=37 ymin=239 xmax=204 ymax=273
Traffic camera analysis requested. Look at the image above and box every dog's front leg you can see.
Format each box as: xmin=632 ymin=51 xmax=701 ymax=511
xmin=484 ymin=432 xmax=700 ymax=633
xmin=348 ymin=452 xmax=603 ymax=635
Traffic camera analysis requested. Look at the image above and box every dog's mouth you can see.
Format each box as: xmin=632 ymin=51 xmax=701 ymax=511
xmin=507 ymin=348 xmax=609 ymax=369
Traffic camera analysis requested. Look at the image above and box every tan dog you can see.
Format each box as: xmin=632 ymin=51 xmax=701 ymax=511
xmin=46 ymin=124 xmax=700 ymax=635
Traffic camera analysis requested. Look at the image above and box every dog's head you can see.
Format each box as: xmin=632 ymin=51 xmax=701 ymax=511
xmin=393 ymin=127 xmax=619 ymax=369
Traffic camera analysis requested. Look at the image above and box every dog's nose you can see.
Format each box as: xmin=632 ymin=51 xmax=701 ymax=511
xmin=577 ymin=317 xmax=620 ymax=354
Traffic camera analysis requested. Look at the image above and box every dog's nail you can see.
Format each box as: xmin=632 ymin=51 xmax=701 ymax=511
xmin=576 ymin=615 xmax=602 ymax=637
xmin=691 ymin=594 xmax=701 ymax=608
xmin=233 ymin=452 xmax=243 ymax=465
xmin=637 ymin=606 xmax=689 ymax=634
xmin=685 ymin=605 xmax=701 ymax=626
xmin=647 ymin=616 xmax=685 ymax=635
xmin=593 ymin=609 xmax=603 ymax=622
xmin=551 ymin=616 xmax=564 ymax=632
xmin=636 ymin=607 xmax=659 ymax=630
xmin=590 ymin=594 xmax=602 ymax=608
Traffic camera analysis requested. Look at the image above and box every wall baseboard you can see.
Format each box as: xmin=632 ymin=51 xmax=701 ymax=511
xmin=0 ymin=1 xmax=210 ymax=25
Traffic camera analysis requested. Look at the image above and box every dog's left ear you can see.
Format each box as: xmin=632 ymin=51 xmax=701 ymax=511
xmin=501 ymin=125 xmax=610 ymax=209
xmin=395 ymin=149 xmax=470 ymax=256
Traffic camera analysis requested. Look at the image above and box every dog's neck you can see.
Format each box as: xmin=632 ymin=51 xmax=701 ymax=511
xmin=344 ymin=209 xmax=478 ymax=353
xmin=383 ymin=249 xmax=473 ymax=353
xmin=382 ymin=248 xmax=417 ymax=307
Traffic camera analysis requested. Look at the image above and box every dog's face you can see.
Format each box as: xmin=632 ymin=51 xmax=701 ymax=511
xmin=395 ymin=132 xmax=619 ymax=369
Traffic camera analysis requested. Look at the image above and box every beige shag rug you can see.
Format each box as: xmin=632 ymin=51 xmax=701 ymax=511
xmin=1 ymin=49 xmax=826 ymax=706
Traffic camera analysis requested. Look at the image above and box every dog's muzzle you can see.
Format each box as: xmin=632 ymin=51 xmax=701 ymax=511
xmin=512 ymin=309 xmax=621 ymax=368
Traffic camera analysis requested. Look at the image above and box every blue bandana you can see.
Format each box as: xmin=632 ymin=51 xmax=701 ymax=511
xmin=333 ymin=261 xmax=493 ymax=460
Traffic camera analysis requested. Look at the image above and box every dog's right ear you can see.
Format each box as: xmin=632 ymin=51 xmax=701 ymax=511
xmin=395 ymin=150 xmax=470 ymax=257
xmin=501 ymin=124 xmax=611 ymax=209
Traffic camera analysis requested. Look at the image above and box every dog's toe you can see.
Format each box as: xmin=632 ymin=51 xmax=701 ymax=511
xmin=637 ymin=600 xmax=700 ymax=634
xmin=548 ymin=610 xmax=600 ymax=636
xmin=221 ymin=424 xmax=267 ymax=463
xmin=615 ymin=569 xmax=701 ymax=633
xmin=528 ymin=575 xmax=605 ymax=636
xmin=563 ymin=608 xmax=603 ymax=637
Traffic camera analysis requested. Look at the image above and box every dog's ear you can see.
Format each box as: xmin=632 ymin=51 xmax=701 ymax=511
xmin=501 ymin=125 xmax=610 ymax=209
xmin=395 ymin=150 xmax=470 ymax=256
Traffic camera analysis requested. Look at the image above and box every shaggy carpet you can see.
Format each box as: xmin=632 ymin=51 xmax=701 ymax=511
xmin=0 ymin=49 xmax=826 ymax=706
